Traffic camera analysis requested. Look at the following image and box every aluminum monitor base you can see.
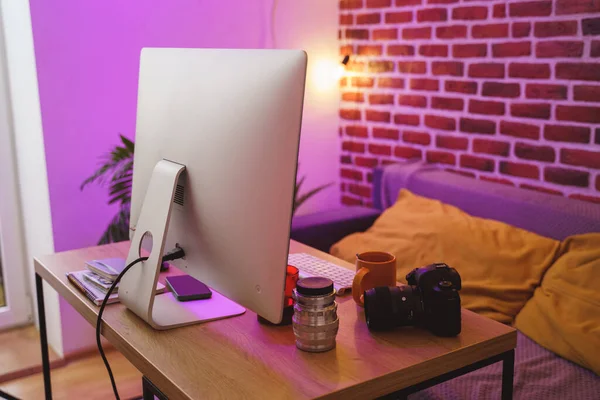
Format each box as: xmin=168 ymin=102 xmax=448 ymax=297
xmin=119 ymin=159 xmax=245 ymax=330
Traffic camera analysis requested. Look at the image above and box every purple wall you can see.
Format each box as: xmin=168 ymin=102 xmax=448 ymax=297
xmin=29 ymin=1 xmax=267 ymax=252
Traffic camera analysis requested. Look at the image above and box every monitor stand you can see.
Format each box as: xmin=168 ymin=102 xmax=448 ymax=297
xmin=118 ymin=160 xmax=245 ymax=330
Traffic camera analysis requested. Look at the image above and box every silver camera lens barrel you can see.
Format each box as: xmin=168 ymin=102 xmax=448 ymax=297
xmin=292 ymin=277 xmax=339 ymax=352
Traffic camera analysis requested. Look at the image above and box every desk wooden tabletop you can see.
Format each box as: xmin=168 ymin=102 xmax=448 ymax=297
xmin=35 ymin=240 xmax=516 ymax=400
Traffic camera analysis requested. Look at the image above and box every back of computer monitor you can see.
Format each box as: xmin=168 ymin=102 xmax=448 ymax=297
xmin=130 ymin=48 xmax=307 ymax=324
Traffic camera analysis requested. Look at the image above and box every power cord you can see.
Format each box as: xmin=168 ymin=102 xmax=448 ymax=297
xmin=97 ymin=247 xmax=185 ymax=400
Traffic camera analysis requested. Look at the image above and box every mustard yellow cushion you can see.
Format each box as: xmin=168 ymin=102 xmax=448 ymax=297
xmin=330 ymin=189 xmax=560 ymax=324
xmin=515 ymin=234 xmax=600 ymax=374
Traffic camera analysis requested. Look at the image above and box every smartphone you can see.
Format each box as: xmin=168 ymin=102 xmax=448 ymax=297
xmin=166 ymin=275 xmax=212 ymax=301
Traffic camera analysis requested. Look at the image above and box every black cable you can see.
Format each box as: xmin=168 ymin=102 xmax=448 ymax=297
xmin=97 ymin=247 xmax=185 ymax=400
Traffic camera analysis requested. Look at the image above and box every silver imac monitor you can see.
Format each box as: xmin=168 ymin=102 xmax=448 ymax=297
xmin=119 ymin=48 xmax=307 ymax=329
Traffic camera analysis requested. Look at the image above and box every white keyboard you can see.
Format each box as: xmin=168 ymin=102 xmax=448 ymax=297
xmin=288 ymin=253 xmax=355 ymax=295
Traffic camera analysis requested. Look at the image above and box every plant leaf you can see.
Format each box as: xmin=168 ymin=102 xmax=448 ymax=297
xmin=293 ymin=182 xmax=333 ymax=216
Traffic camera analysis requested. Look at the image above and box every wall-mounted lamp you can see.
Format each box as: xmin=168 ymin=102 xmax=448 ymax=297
xmin=341 ymin=55 xmax=350 ymax=66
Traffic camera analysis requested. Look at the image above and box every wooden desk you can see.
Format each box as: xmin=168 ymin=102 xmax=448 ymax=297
xmin=34 ymin=241 xmax=516 ymax=400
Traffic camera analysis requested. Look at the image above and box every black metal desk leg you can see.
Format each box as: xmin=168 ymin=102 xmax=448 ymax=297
xmin=36 ymin=273 xmax=53 ymax=400
xmin=501 ymin=350 xmax=515 ymax=400
xmin=143 ymin=376 xmax=168 ymax=400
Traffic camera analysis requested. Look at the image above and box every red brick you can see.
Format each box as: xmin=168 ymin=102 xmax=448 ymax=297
xmin=342 ymin=92 xmax=365 ymax=103
xmin=492 ymin=41 xmax=531 ymax=57
xmin=357 ymin=45 xmax=383 ymax=56
xmin=574 ymin=85 xmax=600 ymax=102
xmin=346 ymin=29 xmax=369 ymax=40
xmin=387 ymin=45 xmax=415 ymax=56
xmin=417 ymin=8 xmax=447 ymax=22
xmin=398 ymin=61 xmax=426 ymax=74
xmin=394 ymin=113 xmax=420 ymax=126
xmin=368 ymin=61 xmax=395 ymax=73
xmin=544 ymin=167 xmax=589 ymax=187
xmin=482 ymin=82 xmax=520 ymax=98
xmin=511 ymin=103 xmax=551 ymax=120
xmin=448 ymin=169 xmax=477 ymax=178
xmin=355 ymin=156 xmax=379 ymax=168
xmin=583 ymin=18 xmax=600 ymax=35
xmin=341 ymin=154 xmax=352 ymax=165
xmin=509 ymin=63 xmax=551 ymax=79
xmin=357 ymin=12 xmax=381 ymax=24
xmin=515 ymin=142 xmax=556 ymax=162
xmin=460 ymin=118 xmax=496 ymax=135
xmin=340 ymin=0 xmax=363 ymax=10
xmin=385 ymin=11 xmax=412 ymax=23
xmin=348 ymin=184 xmax=372 ymax=198
xmin=453 ymin=43 xmax=487 ymax=58
xmin=453 ymin=6 xmax=487 ymax=20
xmin=473 ymin=138 xmax=510 ymax=156
xmin=469 ymin=63 xmax=505 ymax=78
xmin=525 ymin=84 xmax=568 ymax=100
xmin=500 ymin=121 xmax=541 ymax=140
xmin=366 ymin=0 xmax=390 ymax=6
xmin=596 ymin=128 xmax=600 ymax=144
xmin=428 ymin=0 xmax=458 ymax=3
xmin=394 ymin=146 xmax=423 ymax=159
xmin=341 ymin=195 xmax=363 ymax=206
xmin=351 ymin=77 xmax=375 ymax=87
xmin=500 ymin=161 xmax=540 ymax=179
xmin=472 ymin=24 xmax=509 ymax=39
xmin=340 ymin=14 xmax=353 ymax=25
xmin=556 ymin=0 xmax=600 ymax=15
xmin=557 ymin=105 xmax=600 ymax=123
xmin=534 ymin=20 xmax=578 ymax=37
xmin=340 ymin=77 xmax=348 ymax=87
xmin=482 ymin=176 xmax=515 ymax=186
xmin=373 ymin=127 xmax=400 ymax=140
xmin=396 ymin=0 xmax=422 ymax=6
xmin=366 ymin=109 xmax=391 ymax=123
xmin=460 ymin=155 xmax=495 ymax=172
xmin=436 ymin=25 xmax=467 ymax=39
xmin=592 ymin=41 xmax=600 ymax=57
xmin=398 ymin=94 xmax=427 ymax=108
xmin=569 ymin=194 xmax=600 ymax=204
xmin=561 ymin=148 xmax=600 ymax=169
xmin=537 ymin=41 xmax=584 ymax=58
xmin=544 ymin=124 xmax=591 ymax=143
xmin=436 ymin=135 xmax=468 ymax=150
xmin=469 ymin=99 xmax=505 ymax=116
xmin=340 ymin=109 xmax=361 ymax=120
xmin=493 ymin=3 xmax=506 ymax=18
xmin=378 ymin=77 xmax=405 ymax=88
xmin=432 ymin=61 xmax=464 ymax=76
xmin=419 ymin=44 xmax=449 ymax=57
xmin=403 ymin=130 xmax=431 ymax=145
xmin=368 ymin=143 xmax=392 ymax=156
xmin=346 ymin=61 xmax=365 ymax=72
xmin=446 ymin=80 xmax=477 ymax=94
xmin=556 ymin=63 xmax=600 ymax=81
xmin=410 ymin=78 xmax=439 ymax=91
xmin=521 ymin=184 xmax=563 ymax=195
xmin=346 ymin=126 xmax=368 ymax=137
xmin=513 ymin=22 xmax=532 ymax=38
xmin=425 ymin=114 xmax=456 ymax=131
xmin=509 ymin=1 xmax=552 ymax=17
xmin=369 ymin=94 xmax=394 ymax=105
xmin=427 ymin=151 xmax=456 ymax=165
xmin=373 ymin=28 xmax=398 ymax=40
xmin=403 ymin=27 xmax=432 ymax=39
xmin=342 ymin=141 xmax=366 ymax=153
xmin=431 ymin=96 xmax=464 ymax=111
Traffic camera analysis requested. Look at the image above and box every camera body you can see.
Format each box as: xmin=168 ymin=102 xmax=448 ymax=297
xmin=364 ymin=263 xmax=462 ymax=337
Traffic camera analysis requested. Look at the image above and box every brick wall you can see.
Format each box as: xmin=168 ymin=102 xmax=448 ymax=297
xmin=339 ymin=0 xmax=600 ymax=206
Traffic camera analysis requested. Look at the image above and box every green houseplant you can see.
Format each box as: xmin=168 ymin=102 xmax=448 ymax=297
xmin=82 ymin=135 xmax=332 ymax=244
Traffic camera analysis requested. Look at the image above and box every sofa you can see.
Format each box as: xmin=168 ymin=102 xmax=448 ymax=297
xmin=290 ymin=161 xmax=600 ymax=399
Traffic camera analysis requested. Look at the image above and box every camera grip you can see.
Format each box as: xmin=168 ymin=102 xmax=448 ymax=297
xmin=352 ymin=267 xmax=370 ymax=305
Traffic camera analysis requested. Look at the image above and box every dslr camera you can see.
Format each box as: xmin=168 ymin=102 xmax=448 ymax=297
xmin=363 ymin=263 xmax=462 ymax=337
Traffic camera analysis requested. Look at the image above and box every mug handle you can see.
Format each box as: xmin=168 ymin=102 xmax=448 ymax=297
xmin=352 ymin=267 xmax=370 ymax=305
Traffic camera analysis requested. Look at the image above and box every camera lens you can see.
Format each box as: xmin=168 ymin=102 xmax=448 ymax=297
xmin=364 ymin=285 xmax=422 ymax=331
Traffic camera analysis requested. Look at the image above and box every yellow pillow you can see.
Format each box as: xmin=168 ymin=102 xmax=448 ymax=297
xmin=515 ymin=234 xmax=600 ymax=374
xmin=330 ymin=189 xmax=560 ymax=324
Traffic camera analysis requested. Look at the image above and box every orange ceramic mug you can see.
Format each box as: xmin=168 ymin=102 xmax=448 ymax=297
xmin=352 ymin=251 xmax=397 ymax=306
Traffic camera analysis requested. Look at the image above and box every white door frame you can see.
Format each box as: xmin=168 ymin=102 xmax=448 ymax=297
xmin=0 ymin=7 xmax=32 ymax=329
